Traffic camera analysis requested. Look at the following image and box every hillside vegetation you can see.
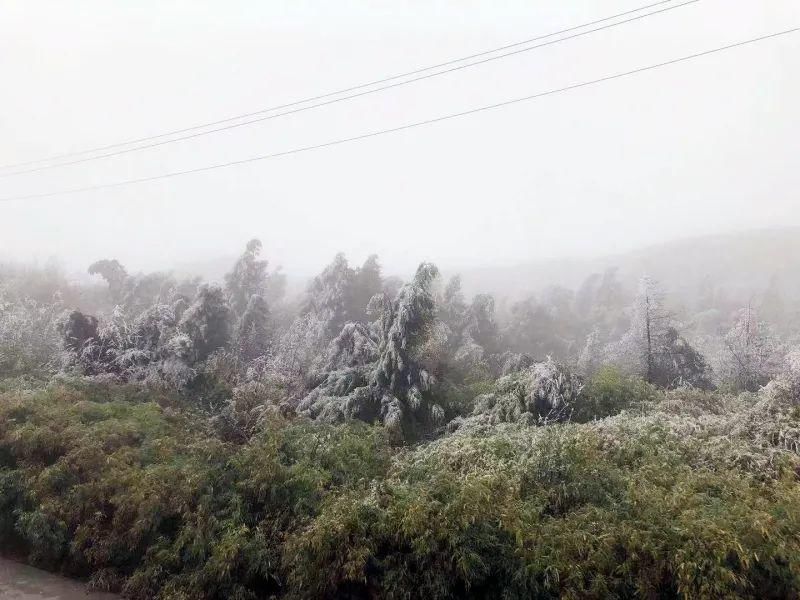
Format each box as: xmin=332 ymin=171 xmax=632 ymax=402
xmin=1 ymin=238 xmax=800 ymax=598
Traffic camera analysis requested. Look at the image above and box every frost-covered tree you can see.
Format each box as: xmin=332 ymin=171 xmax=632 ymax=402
xmin=225 ymin=239 xmax=269 ymax=318
xmin=465 ymin=294 xmax=501 ymax=356
xmin=0 ymin=295 xmax=63 ymax=377
xmin=652 ymin=326 xmax=712 ymax=389
xmin=430 ymin=275 xmax=472 ymax=375
xmin=56 ymin=301 xmax=189 ymax=385
xmin=179 ymin=284 xmax=232 ymax=364
xmin=132 ymin=303 xmax=178 ymax=356
xmin=472 ymin=358 xmax=582 ymax=425
xmin=323 ymin=321 xmax=380 ymax=371
xmin=122 ymin=272 xmax=182 ymax=317
xmin=97 ymin=307 xmax=140 ymax=375
xmin=438 ymin=288 xmax=502 ymax=380
xmin=299 ymin=263 xmax=443 ymax=441
xmin=610 ymin=277 xmax=670 ymax=383
xmin=303 ymin=253 xmax=356 ymax=338
xmin=350 ymin=254 xmax=383 ymax=322
xmin=609 ymin=278 xmax=711 ymax=389
xmin=577 ymin=328 xmax=603 ymax=377
xmin=88 ymin=259 xmax=129 ymax=304
xmin=249 ymin=312 xmax=329 ymax=398
xmin=372 ymin=263 xmax=441 ymax=436
xmin=58 ymin=310 xmax=122 ymax=376
xmin=439 ymin=275 xmax=468 ymax=332
xmin=154 ymin=333 xmax=196 ymax=389
xmin=60 ymin=310 xmax=100 ymax=355
xmin=720 ymin=305 xmax=784 ymax=391
xmin=236 ymin=294 xmax=271 ymax=362
xmin=505 ymin=292 xmax=577 ymax=360
xmin=301 ymin=253 xmax=383 ymax=337
xmin=778 ymin=346 xmax=800 ymax=401
xmin=409 ymin=275 xmax=502 ymax=385
xmin=367 ymin=264 xmax=441 ymax=437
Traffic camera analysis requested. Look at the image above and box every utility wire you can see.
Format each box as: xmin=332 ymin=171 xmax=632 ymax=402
xmin=0 ymin=0 xmax=695 ymax=176
xmin=1 ymin=27 xmax=796 ymax=204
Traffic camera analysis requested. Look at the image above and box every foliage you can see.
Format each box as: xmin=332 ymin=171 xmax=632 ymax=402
xmin=299 ymin=263 xmax=443 ymax=441
xmin=4 ymin=244 xmax=800 ymax=597
xmin=225 ymin=239 xmax=270 ymax=318
xmin=572 ymin=365 xmax=658 ymax=422
xmin=0 ymin=380 xmax=390 ymax=599
xmin=719 ymin=306 xmax=785 ymax=392
xmin=0 ymin=295 xmax=63 ymax=378
xmin=179 ymin=284 xmax=233 ymax=364
xmin=0 ymin=369 xmax=799 ymax=599
xmin=286 ymin=384 xmax=800 ymax=599
xmin=471 ymin=357 xmax=583 ymax=425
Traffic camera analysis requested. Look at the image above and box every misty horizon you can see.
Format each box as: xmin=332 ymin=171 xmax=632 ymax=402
xmin=2 ymin=0 xmax=799 ymax=275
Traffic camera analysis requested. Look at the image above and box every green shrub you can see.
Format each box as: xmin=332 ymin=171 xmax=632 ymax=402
xmin=573 ymin=366 xmax=657 ymax=422
xmin=2 ymin=379 xmax=800 ymax=599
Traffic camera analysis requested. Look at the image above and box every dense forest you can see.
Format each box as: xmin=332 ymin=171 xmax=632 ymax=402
xmin=1 ymin=238 xmax=800 ymax=598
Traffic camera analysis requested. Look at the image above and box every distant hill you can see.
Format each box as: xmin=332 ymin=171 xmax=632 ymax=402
xmin=454 ymin=228 xmax=800 ymax=304
xmin=171 ymin=228 xmax=800 ymax=307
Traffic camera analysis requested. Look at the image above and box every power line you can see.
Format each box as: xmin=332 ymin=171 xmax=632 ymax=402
xmin=1 ymin=27 xmax=796 ymax=204
xmin=0 ymin=0 xmax=678 ymax=172
xmin=0 ymin=0 xmax=697 ymax=176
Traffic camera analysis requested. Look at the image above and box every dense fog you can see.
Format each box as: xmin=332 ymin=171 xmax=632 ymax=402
xmin=2 ymin=1 xmax=800 ymax=598
xmin=2 ymin=227 xmax=799 ymax=439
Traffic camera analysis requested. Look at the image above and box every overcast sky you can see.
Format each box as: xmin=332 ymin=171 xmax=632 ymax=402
xmin=1 ymin=0 xmax=798 ymax=277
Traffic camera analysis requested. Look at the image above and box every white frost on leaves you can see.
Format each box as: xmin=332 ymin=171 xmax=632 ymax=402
xmin=472 ymin=357 xmax=582 ymax=426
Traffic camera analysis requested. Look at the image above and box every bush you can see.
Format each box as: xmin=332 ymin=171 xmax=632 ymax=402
xmin=2 ymin=379 xmax=800 ymax=598
xmin=573 ymin=366 xmax=657 ymax=422
xmin=286 ymin=422 xmax=800 ymax=599
xmin=0 ymin=381 xmax=390 ymax=598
